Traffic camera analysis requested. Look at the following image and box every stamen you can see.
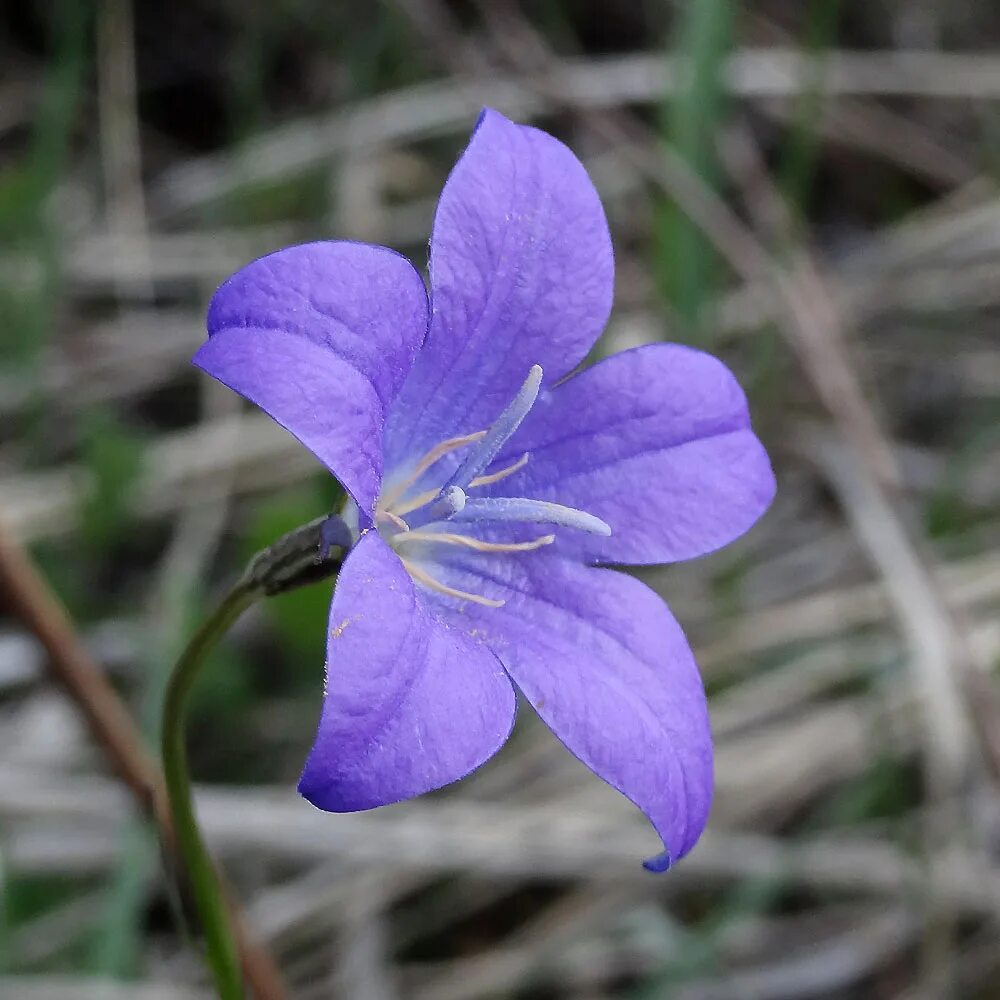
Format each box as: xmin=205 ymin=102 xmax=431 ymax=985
xmin=380 ymin=430 xmax=486 ymax=510
xmin=392 ymin=452 xmax=530 ymax=516
xmin=454 ymin=497 xmax=612 ymax=536
xmin=467 ymin=452 xmax=529 ymax=489
xmin=404 ymin=485 xmax=466 ymax=531
xmin=392 ymin=486 xmax=440 ymax=518
xmin=394 ymin=530 xmax=555 ymax=553
xmin=441 ymin=366 xmax=542 ymax=494
xmin=402 ymin=559 xmax=505 ymax=608
xmin=376 ymin=509 xmax=410 ymax=532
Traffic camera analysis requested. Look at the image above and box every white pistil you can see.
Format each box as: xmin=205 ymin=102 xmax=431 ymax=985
xmin=394 ymin=530 xmax=554 ymax=553
xmin=379 ymin=430 xmax=486 ymax=510
xmin=401 ymin=558 xmax=505 ymax=608
xmin=455 ymin=497 xmax=611 ymax=536
xmin=441 ymin=366 xmax=542 ymax=494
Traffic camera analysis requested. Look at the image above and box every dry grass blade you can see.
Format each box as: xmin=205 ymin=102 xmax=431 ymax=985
xmin=7 ymin=2 xmax=1000 ymax=996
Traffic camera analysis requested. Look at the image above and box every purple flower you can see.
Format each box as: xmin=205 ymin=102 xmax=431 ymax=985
xmin=194 ymin=109 xmax=774 ymax=869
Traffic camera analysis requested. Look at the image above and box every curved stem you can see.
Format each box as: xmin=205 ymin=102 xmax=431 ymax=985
xmin=161 ymin=575 xmax=259 ymax=1000
xmin=160 ymin=513 xmax=349 ymax=998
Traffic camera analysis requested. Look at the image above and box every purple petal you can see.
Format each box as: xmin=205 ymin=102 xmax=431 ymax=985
xmin=424 ymin=549 xmax=713 ymax=864
xmin=298 ymin=531 xmax=516 ymax=813
xmin=490 ymin=343 xmax=776 ymax=565
xmin=384 ymin=108 xmax=614 ymax=470
xmin=196 ymin=242 xmax=428 ymax=513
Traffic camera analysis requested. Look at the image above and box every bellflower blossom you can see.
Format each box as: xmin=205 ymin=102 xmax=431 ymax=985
xmin=194 ymin=109 xmax=774 ymax=869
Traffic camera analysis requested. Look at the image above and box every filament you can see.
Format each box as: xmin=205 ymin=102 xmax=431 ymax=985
xmin=394 ymin=530 xmax=555 ymax=553
xmin=468 ymin=453 xmax=529 ymax=489
xmin=391 ymin=486 xmax=441 ymax=518
xmin=376 ymin=509 xmax=409 ymax=532
xmin=379 ymin=430 xmax=486 ymax=510
xmin=402 ymin=559 xmax=505 ymax=608
xmin=391 ymin=453 xmax=530 ymax=518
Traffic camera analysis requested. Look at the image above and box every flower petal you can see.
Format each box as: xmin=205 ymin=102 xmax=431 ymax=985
xmin=490 ymin=343 xmax=776 ymax=564
xmin=298 ymin=530 xmax=516 ymax=813
xmin=385 ymin=108 xmax=614 ymax=469
xmin=195 ymin=241 xmax=428 ymax=513
xmin=424 ymin=549 xmax=712 ymax=864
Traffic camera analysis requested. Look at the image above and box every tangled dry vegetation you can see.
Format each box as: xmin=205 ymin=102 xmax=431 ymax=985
xmin=2 ymin=2 xmax=1000 ymax=997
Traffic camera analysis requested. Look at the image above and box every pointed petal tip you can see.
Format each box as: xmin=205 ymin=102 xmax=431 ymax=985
xmin=472 ymin=106 xmax=491 ymax=133
xmin=296 ymin=768 xmax=399 ymax=814
xmin=642 ymin=850 xmax=673 ymax=874
xmin=296 ymin=769 xmax=348 ymax=813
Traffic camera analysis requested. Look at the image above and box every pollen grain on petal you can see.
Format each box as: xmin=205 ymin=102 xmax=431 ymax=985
xmin=330 ymin=617 xmax=351 ymax=640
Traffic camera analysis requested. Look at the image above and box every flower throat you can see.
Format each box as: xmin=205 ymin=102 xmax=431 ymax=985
xmin=374 ymin=366 xmax=610 ymax=607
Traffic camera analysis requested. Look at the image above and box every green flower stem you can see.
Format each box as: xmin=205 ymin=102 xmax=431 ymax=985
xmin=161 ymin=514 xmax=349 ymax=999
xmin=162 ymin=574 xmax=259 ymax=1000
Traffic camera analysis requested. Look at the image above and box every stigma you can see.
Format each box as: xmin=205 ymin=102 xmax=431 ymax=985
xmin=375 ymin=366 xmax=610 ymax=608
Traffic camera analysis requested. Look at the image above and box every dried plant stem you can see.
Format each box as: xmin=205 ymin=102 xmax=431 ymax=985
xmin=0 ymin=518 xmax=167 ymax=819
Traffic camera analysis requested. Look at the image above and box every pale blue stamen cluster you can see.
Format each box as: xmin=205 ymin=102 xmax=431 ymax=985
xmin=401 ymin=366 xmax=609 ymax=539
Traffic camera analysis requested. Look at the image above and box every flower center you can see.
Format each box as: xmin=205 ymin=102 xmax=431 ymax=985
xmin=375 ymin=366 xmax=610 ymax=607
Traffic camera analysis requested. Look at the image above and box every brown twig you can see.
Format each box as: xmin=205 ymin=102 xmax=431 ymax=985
xmin=0 ymin=517 xmax=288 ymax=999
xmin=0 ymin=519 xmax=165 ymax=815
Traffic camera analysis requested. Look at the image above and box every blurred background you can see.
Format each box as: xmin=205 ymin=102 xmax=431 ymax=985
xmin=2 ymin=1 xmax=1000 ymax=998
